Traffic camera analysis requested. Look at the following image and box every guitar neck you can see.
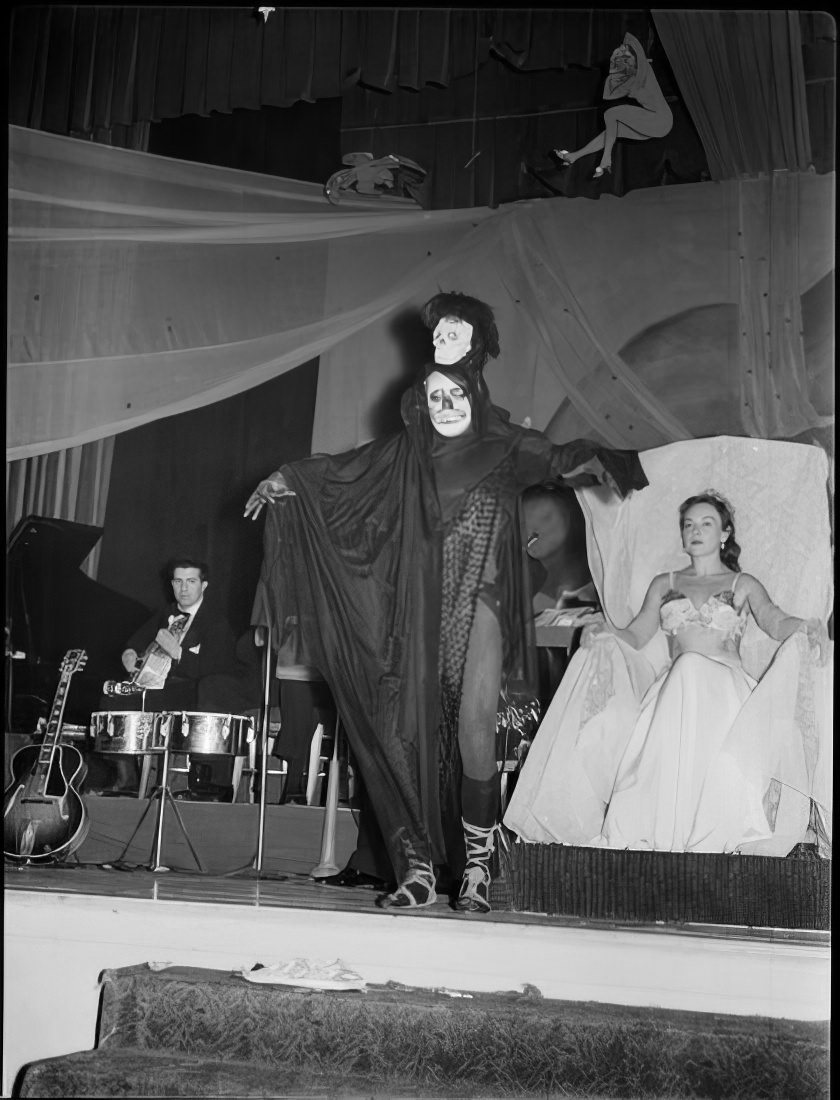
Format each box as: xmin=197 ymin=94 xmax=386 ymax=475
xmin=37 ymin=671 xmax=74 ymax=767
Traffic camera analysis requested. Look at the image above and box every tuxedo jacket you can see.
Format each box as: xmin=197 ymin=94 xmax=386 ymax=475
xmin=125 ymin=598 xmax=237 ymax=684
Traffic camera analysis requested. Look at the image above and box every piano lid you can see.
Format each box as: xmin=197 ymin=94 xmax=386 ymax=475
xmin=8 ymin=514 xmax=103 ymax=569
xmin=7 ymin=514 xmax=150 ymax=673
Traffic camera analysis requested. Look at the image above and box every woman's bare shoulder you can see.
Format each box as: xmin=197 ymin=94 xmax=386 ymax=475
xmin=647 ymin=572 xmax=673 ymax=594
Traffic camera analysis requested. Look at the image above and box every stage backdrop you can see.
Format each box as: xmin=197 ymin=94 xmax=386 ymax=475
xmin=8 ymin=124 xmax=834 ymax=468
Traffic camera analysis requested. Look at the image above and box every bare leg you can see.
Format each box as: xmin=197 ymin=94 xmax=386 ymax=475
xmin=559 ymin=105 xmax=670 ymax=172
xmin=598 ymin=107 xmax=660 ymax=171
xmin=599 ymin=110 xmax=620 ymax=171
xmin=555 ymin=131 xmax=606 ymax=165
xmin=456 ymin=599 xmax=503 ymax=913
xmin=458 ymin=598 xmax=503 ymax=783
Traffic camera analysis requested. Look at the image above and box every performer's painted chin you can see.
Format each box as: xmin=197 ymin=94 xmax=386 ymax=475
xmin=431 ymin=410 xmax=471 ymax=437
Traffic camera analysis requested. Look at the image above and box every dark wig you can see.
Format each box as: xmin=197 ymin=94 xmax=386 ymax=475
xmin=420 ymin=292 xmax=500 ymax=368
xmin=420 ymin=292 xmax=500 ymax=434
xmin=678 ymin=491 xmax=742 ymax=572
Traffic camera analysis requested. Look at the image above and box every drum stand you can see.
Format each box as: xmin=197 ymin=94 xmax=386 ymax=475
xmin=112 ymin=726 xmax=205 ymax=874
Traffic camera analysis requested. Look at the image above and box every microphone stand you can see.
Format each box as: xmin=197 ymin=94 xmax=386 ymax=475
xmin=254 ymin=625 xmax=273 ymax=874
xmin=227 ymin=625 xmax=286 ymax=882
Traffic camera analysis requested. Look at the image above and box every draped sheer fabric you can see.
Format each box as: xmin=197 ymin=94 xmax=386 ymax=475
xmin=7 ymin=125 xmax=834 ymax=463
xmin=737 ymin=171 xmax=833 ymax=438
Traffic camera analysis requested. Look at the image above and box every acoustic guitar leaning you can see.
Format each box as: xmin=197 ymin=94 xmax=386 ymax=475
xmin=4 ymin=648 xmax=90 ymax=864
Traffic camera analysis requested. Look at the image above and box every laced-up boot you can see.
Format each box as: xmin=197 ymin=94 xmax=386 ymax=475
xmin=456 ymin=818 xmax=496 ymax=913
xmin=377 ymin=859 xmax=437 ymax=909
xmin=376 ymin=831 xmax=437 ymax=909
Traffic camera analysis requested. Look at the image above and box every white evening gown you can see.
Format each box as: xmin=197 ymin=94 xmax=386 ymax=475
xmin=505 ymin=592 xmax=817 ymax=856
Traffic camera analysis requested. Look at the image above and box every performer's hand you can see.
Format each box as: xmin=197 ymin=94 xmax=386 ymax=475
xmin=121 ymin=648 xmax=139 ymax=674
xmin=155 ymin=629 xmax=181 ymax=660
xmin=244 ymin=474 xmax=296 ymax=520
xmin=561 ymin=458 xmax=623 ymax=498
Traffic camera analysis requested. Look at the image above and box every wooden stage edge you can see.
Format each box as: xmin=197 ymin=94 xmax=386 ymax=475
xmin=4 ymin=799 xmax=831 ymax=1092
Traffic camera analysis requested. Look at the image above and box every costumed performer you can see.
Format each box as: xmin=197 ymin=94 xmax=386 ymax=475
xmin=504 ymin=491 xmax=829 ymax=854
xmin=553 ymin=32 xmax=672 ymax=178
xmin=244 ymin=291 xmax=648 ymax=911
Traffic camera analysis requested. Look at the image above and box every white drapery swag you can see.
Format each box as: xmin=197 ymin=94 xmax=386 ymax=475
xmin=8 ymin=124 xmax=834 ymax=464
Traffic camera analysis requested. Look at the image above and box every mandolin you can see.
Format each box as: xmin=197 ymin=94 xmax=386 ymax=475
xmin=4 ymin=648 xmax=90 ymax=864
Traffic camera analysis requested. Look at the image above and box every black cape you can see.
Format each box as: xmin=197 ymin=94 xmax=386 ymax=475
xmin=252 ymin=383 xmax=647 ymax=882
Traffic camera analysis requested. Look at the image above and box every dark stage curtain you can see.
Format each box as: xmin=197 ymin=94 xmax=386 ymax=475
xmin=96 ymin=362 xmax=319 ymax=635
xmin=8 ymin=8 xmax=644 ymax=137
xmin=798 ymin=11 xmax=836 ymax=174
xmin=653 ymin=9 xmax=814 ymax=179
xmin=147 ymin=99 xmax=342 ymax=183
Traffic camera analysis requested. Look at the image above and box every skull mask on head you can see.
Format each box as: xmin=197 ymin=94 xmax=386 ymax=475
xmin=420 ymin=292 xmax=500 ymax=438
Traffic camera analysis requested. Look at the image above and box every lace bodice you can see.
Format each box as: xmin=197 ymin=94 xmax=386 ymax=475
xmin=660 ymin=573 xmax=747 ymax=643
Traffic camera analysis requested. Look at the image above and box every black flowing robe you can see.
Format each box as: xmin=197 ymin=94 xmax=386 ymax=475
xmin=252 ymin=383 xmax=647 ymax=883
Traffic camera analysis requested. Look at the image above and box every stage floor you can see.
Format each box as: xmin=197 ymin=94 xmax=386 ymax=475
xmin=3 ymin=858 xmax=832 ymax=943
xmin=3 ymin=798 xmax=831 ymax=1095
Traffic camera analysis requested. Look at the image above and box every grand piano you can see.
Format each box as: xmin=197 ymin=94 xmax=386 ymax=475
xmin=6 ymin=516 xmax=151 ymax=733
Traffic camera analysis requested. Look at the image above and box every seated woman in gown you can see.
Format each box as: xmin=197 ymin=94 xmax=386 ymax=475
xmin=504 ymin=489 xmax=828 ymax=856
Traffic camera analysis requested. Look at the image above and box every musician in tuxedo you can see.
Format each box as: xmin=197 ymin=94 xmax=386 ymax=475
xmin=96 ymin=558 xmax=238 ymax=794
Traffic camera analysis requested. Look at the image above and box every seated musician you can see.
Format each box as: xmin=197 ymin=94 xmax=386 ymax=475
xmin=95 ymin=558 xmax=238 ymax=795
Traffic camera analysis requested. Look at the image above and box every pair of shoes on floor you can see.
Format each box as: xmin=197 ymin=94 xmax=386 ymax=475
xmin=314 ymin=866 xmax=389 ymax=890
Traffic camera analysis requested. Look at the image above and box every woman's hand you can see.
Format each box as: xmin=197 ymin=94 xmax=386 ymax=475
xmin=800 ymin=618 xmax=830 ymax=665
xmin=581 ymin=621 xmax=614 ymax=650
xmin=244 ymin=473 xmax=296 ymax=521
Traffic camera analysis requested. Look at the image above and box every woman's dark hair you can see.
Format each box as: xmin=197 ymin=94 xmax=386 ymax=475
xmin=678 ymin=492 xmax=742 ymax=572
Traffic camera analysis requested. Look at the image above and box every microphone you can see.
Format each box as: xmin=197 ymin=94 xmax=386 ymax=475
xmin=102 ymin=680 xmax=142 ymax=696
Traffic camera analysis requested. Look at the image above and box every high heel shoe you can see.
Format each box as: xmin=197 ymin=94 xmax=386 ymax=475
xmin=551 ymin=149 xmax=574 ymax=167
xmin=593 ymin=164 xmax=612 ymax=179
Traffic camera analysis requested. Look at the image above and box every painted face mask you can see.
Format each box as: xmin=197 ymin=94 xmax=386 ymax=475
xmin=425 ymin=370 xmax=473 ymax=437
xmin=432 ymin=317 xmax=474 ymax=366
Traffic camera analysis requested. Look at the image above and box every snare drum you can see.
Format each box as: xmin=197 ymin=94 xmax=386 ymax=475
xmin=168 ymin=712 xmax=255 ymax=757
xmin=90 ymin=711 xmax=170 ymax=754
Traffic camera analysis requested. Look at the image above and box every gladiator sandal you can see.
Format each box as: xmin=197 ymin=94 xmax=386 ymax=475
xmin=376 ymin=860 xmax=437 ymax=909
xmin=456 ymin=819 xmax=497 ymax=914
